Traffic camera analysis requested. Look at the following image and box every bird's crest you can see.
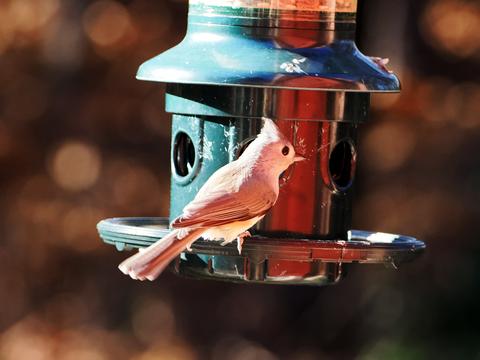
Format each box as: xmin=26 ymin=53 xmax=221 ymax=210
xmin=259 ymin=117 xmax=285 ymax=142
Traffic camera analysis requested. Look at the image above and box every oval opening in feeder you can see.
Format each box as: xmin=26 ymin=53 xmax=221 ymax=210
xmin=329 ymin=140 xmax=355 ymax=190
xmin=173 ymin=132 xmax=196 ymax=177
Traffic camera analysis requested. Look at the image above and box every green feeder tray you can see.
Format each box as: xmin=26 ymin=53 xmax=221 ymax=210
xmin=98 ymin=217 xmax=425 ymax=286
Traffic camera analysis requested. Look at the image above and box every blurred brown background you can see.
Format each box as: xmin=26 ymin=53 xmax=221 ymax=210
xmin=0 ymin=0 xmax=479 ymax=359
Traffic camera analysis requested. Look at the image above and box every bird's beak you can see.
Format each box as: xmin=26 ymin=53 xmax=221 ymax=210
xmin=294 ymin=153 xmax=306 ymax=162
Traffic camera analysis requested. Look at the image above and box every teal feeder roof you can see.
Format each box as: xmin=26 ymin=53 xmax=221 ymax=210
xmin=136 ymin=21 xmax=401 ymax=92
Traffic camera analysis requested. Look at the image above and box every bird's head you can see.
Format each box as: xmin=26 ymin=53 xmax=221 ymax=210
xmin=242 ymin=118 xmax=305 ymax=176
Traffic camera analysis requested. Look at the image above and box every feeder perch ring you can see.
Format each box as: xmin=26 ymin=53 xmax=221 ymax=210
xmin=98 ymin=218 xmax=425 ymax=285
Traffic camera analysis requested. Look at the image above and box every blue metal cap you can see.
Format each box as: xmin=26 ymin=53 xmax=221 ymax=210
xmin=137 ymin=19 xmax=401 ymax=92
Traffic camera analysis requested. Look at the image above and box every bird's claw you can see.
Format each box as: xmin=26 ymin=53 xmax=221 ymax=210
xmin=236 ymin=231 xmax=251 ymax=254
xmin=219 ymin=231 xmax=251 ymax=254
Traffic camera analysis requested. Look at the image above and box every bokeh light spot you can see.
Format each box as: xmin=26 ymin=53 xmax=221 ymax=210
xmin=61 ymin=205 xmax=104 ymax=252
xmin=421 ymin=0 xmax=480 ymax=59
xmin=363 ymin=121 xmax=416 ymax=173
xmin=7 ymin=0 xmax=60 ymax=33
xmin=83 ymin=0 xmax=132 ymax=48
xmin=49 ymin=141 xmax=101 ymax=191
xmin=0 ymin=316 xmax=53 ymax=360
xmin=107 ymin=160 xmax=165 ymax=214
xmin=132 ymin=296 xmax=175 ymax=345
xmin=213 ymin=336 xmax=278 ymax=360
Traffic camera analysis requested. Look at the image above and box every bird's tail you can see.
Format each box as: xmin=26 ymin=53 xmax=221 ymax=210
xmin=118 ymin=228 xmax=204 ymax=281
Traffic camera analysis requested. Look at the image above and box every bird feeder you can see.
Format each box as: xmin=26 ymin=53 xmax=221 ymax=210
xmin=97 ymin=0 xmax=425 ymax=285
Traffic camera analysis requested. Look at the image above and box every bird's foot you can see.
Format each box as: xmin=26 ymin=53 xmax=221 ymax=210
xmin=236 ymin=231 xmax=251 ymax=254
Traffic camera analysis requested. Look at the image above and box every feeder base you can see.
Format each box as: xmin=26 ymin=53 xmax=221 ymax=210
xmin=97 ymin=217 xmax=425 ymax=286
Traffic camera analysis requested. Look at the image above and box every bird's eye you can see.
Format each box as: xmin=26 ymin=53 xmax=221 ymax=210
xmin=282 ymin=146 xmax=290 ymax=156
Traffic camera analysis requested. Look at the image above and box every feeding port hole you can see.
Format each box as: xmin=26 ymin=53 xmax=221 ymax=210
xmin=173 ymin=132 xmax=196 ymax=177
xmin=329 ymin=140 xmax=355 ymax=190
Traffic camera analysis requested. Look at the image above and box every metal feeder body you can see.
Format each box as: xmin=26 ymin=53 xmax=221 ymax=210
xmin=97 ymin=0 xmax=425 ymax=285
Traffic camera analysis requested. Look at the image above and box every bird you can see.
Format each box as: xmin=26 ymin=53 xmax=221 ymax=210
xmin=118 ymin=117 xmax=305 ymax=281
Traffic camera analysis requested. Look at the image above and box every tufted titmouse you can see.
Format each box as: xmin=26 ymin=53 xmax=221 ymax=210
xmin=118 ymin=118 xmax=305 ymax=281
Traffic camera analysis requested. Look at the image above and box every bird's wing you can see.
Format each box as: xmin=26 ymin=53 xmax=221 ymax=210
xmin=172 ymin=191 xmax=275 ymax=228
xmin=171 ymin=164 xmax=276 ymax=229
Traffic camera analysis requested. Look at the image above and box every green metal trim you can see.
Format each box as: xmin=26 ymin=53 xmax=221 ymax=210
xmin=165 ymin=84 xmax=371 ymax=122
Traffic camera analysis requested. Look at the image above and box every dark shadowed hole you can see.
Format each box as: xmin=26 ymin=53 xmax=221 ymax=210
xmin=173 ymin=132 xmax=195 ymax=177
xmin=329 ymin=140 xmax=355 ymax=190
